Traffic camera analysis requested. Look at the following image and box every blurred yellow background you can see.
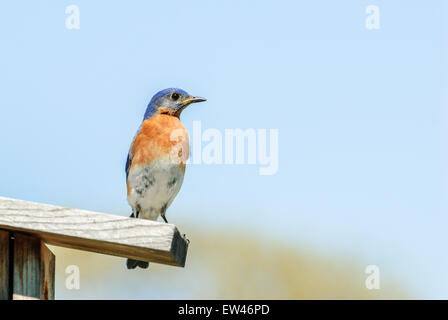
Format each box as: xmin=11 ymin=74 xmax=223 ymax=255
xmin=51 ymin=227 xmax=408 ymax=299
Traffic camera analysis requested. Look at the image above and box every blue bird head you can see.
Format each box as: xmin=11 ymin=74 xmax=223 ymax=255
xmin=143 ymin=88 xmax=206 ymax=120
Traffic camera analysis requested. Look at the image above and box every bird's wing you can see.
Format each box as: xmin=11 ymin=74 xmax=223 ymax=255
xmin=126 ymin=124 xmax=143 ymax=180
xmin=125 ymin=141 xmax=134 ymax=180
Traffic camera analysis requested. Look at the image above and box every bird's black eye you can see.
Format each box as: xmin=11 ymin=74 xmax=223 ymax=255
xmin=171 ymin=92 xmax=180 ymax=101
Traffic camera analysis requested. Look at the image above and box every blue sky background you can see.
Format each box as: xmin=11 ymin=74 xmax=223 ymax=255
xmin=0 ymin=1 xmax=446 ymax=298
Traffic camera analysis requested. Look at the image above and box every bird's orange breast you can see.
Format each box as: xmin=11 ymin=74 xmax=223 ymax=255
xmin=130 ymin=114 xmax=189 ymax=171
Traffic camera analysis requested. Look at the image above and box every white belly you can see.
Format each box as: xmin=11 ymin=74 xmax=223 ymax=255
xmin=127 ymin=160 xmax=185 ymax=220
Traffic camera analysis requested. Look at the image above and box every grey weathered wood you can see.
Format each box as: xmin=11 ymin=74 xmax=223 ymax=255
xmin=0 ymin=196 xmax=188 ymax=267
xmin=0 ymin=230 xmax=10 ymax=300
xmin=13 ymin=233 xmax=41 ymax=299
xmin=11 ymin=233 xmax=55 ymax=300
xmin=40 ymin=241 xmax=55 ymax=300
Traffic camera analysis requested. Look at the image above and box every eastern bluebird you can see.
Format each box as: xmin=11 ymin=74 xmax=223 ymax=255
xmin=125 ymin=88 xmax=206 ymax=269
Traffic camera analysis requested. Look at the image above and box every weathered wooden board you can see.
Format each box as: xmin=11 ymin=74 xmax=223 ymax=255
xmin=40 ymin=241 xmax=55 ymax=300
xmin=13 ymin=233 xmax=41 ymax=299
xmin=11 ymin=233 xmax=55 ymax=300
xmin=0 ymin=230 xmax=10 ymax=300
xmin=0 ymin=197 xmax=188 ymax=267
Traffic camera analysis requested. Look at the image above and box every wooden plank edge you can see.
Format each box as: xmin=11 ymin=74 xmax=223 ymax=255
xmin=170 ymin=228 xmax=189 ymax=267
xmin=0 ymin=225 xmax=187 ymax=267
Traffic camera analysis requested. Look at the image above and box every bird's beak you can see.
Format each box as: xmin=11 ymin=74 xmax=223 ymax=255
xmin=180 ymin=96 xmax=207 ymax=107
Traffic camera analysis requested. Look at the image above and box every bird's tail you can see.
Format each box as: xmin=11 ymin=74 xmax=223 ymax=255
xmin=126 ymin=258 xmax=149 ymax=269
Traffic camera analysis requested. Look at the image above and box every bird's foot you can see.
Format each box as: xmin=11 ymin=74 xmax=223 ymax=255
xmin=183 ymin=234 xmax=190 ymax=244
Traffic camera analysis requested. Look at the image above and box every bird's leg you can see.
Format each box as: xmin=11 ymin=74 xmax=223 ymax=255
xmin=131 ymin=205 xmax=141 ymax=219
xmin=160 ymin=204 xmax=168 ymax=223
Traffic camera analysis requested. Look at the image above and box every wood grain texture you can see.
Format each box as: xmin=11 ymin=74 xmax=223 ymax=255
xmin=13 ymin=233 xmax=41 ymax=299
xmin=40 ymin=242 xmax=55 ymax=300
xmin=4 ymin=233 xmax=55 ymax=300
xmin=0 ymin=230 xmax=10 ymax=300
xmin=0 ymin=196 xmax=188 ymax=267
xmin=11 ymin=233 xmax=54 ymax=300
